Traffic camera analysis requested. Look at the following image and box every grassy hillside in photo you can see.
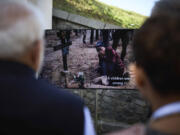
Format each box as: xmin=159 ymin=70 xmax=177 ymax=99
xmin=53 ymin=0 xmax=147 ymax=28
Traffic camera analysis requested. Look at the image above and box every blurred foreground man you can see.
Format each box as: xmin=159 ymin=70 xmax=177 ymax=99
xmin=0 ymin=1 xmax=95 ymax=135
xmin=107 ymin=0 xmax=180 ymax=135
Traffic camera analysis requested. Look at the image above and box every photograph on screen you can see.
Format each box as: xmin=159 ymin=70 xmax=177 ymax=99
xmin=41 ymin=29 xmax=136 ymax=89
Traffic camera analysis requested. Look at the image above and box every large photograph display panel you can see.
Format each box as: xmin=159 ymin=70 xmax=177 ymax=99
xmin=42 ymin=29 xmax=136 ymax=89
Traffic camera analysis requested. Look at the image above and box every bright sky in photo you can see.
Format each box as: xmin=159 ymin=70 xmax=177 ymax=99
xmin=98 ymin=0 xmax=159 ymax=16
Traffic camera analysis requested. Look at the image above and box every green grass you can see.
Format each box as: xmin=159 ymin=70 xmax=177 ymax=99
xmin=53 ymin=0 xmax=147 ymax=29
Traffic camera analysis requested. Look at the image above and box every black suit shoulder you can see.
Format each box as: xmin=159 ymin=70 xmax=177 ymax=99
xmin=0 ymin=75 xmax=85 ymax=135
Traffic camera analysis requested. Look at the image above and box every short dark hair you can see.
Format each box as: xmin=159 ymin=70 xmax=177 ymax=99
xmin=152 ymin=0 xmax=180 ymax=17
xmin=133 ymin=16 xmax=180 ymax=94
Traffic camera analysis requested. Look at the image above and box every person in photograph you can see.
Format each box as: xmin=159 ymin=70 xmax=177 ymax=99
xmin=82 ymin=30 xmax=87 ymax=44
xmin=97 ymin=46 xmax=124 ymax=77
xmin=0 ymin=1 xmax=95 ymax=135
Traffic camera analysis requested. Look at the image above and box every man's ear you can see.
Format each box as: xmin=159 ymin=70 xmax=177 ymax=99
xmin=30 ymin=40 xmax=42 ymax=72
xmin=134 ymin=65 xmax=148 ymax=96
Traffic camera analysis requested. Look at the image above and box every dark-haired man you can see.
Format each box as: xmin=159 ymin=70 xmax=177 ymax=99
xmin=107 ymin=5 xmax=180 ymax=135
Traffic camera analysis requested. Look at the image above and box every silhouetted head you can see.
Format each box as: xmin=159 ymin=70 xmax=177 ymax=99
xmin=133 ymin=15 xmax=180 ymax=110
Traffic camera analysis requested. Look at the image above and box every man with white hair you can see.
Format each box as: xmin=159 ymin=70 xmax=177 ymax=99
xmin=0 ymin=1 xmax=95 ymax=135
